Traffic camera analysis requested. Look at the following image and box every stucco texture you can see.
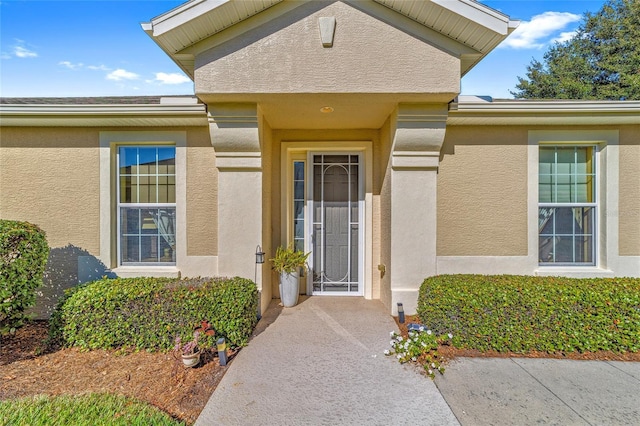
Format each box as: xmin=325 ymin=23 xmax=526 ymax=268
xmin=1 ymin=127 xmax=101 ymax=318
xmin=619 ymin=125 xmax=640 ymax=256
xmin=186 ymin=128 xmax=218 ymax=256
xmin=195 ymin=1 xmax=460 ymax=96
xmin=437 ymin=126 xmax=528 ymax=256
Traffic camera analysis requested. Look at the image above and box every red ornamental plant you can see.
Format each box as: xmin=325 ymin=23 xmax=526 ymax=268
xmin=174 ymin=320 xmax=215 ymax=355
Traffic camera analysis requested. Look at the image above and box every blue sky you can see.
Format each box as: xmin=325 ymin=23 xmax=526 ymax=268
xmin=0 ymin=0 xmax=606 ymax=99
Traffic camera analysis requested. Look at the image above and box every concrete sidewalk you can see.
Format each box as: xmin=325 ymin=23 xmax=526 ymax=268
xmin=196 ymin=296 xmax=640 ymax=425
xmin=195 ymin=296 xmax=458 ymax=425
xmin=435 ymin=357 xmax=640 ymax=425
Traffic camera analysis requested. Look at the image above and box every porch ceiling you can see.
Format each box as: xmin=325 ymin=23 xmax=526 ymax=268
xmin=202 ymin=92 xmax=457 ymax=129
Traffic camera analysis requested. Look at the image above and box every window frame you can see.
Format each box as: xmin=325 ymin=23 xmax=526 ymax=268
xmin=116 ymin=144 xmax=177 ymax=266
xmin=538 ymin=144 xmax=598 ymax=266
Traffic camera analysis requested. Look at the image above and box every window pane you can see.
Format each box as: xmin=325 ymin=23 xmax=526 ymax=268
xmin=539 ymin=174 xmax=553 ymax=203
xmin=556 ymin=148 xmax=573 ymax=174
xmin=294 ymin=161 xmax=305 ymax=180
xmin=119 ymin=147 xmax=137 ymax=174
xmin=138 ymin=148 xmax=157 ymax=174
xmin=538 ymin=207 xmax=594 ymax=265
xmin=120 ymin=207 xmax=175 ymax=264
xmin=555 ymin=174 xmax=572 ymax=203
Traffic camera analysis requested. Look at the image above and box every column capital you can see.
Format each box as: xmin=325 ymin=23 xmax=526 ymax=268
xmin=392 ymin=103 xmax=448 ymax=169
xmin=208 ymin=102 xmax=260 ymax=153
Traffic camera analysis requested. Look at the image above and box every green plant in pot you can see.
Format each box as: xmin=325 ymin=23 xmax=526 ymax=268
xmin=270 ymin=246 xmax=310 ymax=307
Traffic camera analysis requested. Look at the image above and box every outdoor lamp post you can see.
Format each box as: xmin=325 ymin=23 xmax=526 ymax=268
xmin=255 ymin=245 xmax=265 ymax=264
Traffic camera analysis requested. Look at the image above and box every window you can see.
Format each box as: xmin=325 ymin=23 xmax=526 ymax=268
xmin=118 ymin=146 xmax=176 ymax=265
xmin=538 ymin=146 xmax=596 ymax=265
xmin=292 ymin=160 xmax=305 ymax=252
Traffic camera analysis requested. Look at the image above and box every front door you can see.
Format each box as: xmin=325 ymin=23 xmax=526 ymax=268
xmin=308 ymin=153 xmax=363 ymax=295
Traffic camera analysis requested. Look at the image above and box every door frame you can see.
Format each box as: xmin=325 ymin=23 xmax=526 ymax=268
xmin=280 ymin=141 xmax=373 ymax=299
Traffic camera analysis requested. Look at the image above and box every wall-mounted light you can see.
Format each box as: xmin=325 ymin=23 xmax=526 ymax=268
xmin=255 ymin=245 xmax=265 ymax=264
xmin=320 ymin=106 xmax=334 ymax=113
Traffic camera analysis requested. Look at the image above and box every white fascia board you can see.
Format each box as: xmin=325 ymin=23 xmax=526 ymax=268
xmin=432 ymin=0 xmax=514 ymax=34
xmin=453 ymin=100 xmax=640 ymax=112
xmin=145 ymin=0 xmax=228 ymax=37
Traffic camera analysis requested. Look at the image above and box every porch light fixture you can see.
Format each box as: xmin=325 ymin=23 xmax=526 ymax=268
xmin=320 ymin=106 xmax=334 ymax=113
xmin=255 ymin=245 xmax=265 ymax=264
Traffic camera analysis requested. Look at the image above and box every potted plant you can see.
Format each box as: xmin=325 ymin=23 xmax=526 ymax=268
xmin=173 ymin=321 xmax=215 ymax=368
xmin=270 ymin=245 xmax=310 ymax=307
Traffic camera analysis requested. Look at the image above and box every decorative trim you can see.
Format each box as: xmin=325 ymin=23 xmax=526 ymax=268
xmin=318 ymin=17 xmax=336 ymax=47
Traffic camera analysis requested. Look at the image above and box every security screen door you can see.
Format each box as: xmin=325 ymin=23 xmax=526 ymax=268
xmin=309 ymin=153 xmax=363 ymax=295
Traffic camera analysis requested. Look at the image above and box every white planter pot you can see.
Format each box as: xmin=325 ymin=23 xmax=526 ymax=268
xmin=279 ymin=271 xmax=300 ymax=307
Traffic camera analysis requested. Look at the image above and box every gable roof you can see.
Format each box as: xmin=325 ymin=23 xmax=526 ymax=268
xmin=142 ymin=0 xmax=518 ymax=79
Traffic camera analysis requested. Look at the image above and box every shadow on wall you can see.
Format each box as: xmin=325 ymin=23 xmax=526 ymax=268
xmin=29 ymin=244 xmax=116 ymax=319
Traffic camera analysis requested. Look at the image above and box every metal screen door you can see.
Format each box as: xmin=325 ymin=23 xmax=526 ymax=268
xmin=309 ymin=154 xmax=363 ymax=295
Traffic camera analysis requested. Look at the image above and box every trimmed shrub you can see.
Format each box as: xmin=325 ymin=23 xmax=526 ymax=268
xmin=0 ymin=220 xmax=49 ymax=334
xmin=52 ymin=276 xmax=258 ymax=351
xmin=418 ymin=275 xmax=640 ymax=353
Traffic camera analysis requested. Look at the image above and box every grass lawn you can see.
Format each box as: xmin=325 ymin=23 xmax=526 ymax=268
xmin=0 ymin=393 xmax=185 ymax=426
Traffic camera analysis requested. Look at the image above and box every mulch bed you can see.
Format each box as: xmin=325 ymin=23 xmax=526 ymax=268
xmin=0 ymin=321 xmax=232 ymax=424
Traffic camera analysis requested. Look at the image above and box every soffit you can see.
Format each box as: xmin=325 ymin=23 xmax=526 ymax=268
xmin=143 ymin=0 xmax=518 ymax=79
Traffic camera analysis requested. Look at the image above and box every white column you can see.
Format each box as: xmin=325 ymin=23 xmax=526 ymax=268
xmin=209 ymin=104 xmax=263 ymax=286
xmin=389 ymin=104 xmax=448 ymax=315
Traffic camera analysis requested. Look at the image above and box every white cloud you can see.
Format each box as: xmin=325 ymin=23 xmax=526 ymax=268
xmin=14 ymin=45 xmax=37 ymax=58
xmin=153 ymin=72 xmax=191 ymax=85
xmin=552 ymin=31 xmax=577 ymax=44
xmin=59 ymin=61 xmax=83 ymax=70
xmin=1 ymin=52 xmax=11 ymax=60
xmin=87 ymin=64 xmax=110 ymax=71
xmin=501 ymin=12 xmax=581 ymax=49
xmin=106 ymin=68 xmax=139 ymax=81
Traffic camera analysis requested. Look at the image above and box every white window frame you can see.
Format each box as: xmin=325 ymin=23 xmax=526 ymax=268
xmin=99 ymin=131 xmax=186 ymax=275
xmin=528 ymin=130 xmax=619 ymax=276
xmin=116 ymin=145 xmax=176 ymax=266
xmin=538 ymin=145 xmax=597 ymax=266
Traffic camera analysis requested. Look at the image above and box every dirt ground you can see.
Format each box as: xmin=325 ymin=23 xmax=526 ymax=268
xmin=2 ymin=318 xmax=639 ymax=425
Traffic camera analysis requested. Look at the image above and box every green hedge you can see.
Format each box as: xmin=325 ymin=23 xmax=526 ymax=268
xmin=52 ymin=276 xmax=258 ymax=351
xmin=0 ymin=220 xmax=49 ymax=334
xmin=418 ymin=275 xmax=640 ymax=353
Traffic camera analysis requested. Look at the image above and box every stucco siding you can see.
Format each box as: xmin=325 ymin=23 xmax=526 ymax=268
xmin=437 ymin=126 xmax=528 ymax=256
xmin=195 ymin=1 xmax=460 ymax=96
xmin=1 ymin=127 xmax=101 ymax=318
xmin=619 ymin=125 xmax=640 ymax=256
xmin=186 ymin=128 xmax=218 ymax=256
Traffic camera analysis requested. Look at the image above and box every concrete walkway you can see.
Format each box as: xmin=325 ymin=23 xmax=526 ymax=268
xmin=435 ymin=357 xmax=640 ymax=425
xmin=196 ymin=296 xmax=640 ymax=425
xmin=196 ymin=296 xmax=458 ymax=425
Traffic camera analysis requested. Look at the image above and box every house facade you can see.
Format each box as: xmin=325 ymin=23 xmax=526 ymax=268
xmin=1 ymin=0 xmax=639 ymax=317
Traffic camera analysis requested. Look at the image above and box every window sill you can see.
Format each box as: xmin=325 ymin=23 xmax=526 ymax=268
xmin=112 ymin=266 xmax=180 ymax=279
xmin=535 ymin=267 xmax=615 ymax=278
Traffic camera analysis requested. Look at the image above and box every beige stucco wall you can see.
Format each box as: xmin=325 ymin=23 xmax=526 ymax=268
xmin=437 ymin=126 xmax=529 ymax=256
xmin=378 ymin=117 xmax=393 ymax=312
xmin=619 ymin=125 xmax=640 ymax=256
xmin=186 ymin=128 xmax=218 ymax=256
xmin=195 ymin=1 xmax=460 ymax=97
xmin=0 ymin=127 xmax=101 ymax=317
xmin=260 ymin=117 xmax=274 ymax=312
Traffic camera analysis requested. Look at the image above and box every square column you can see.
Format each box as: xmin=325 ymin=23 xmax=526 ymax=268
xmin=388 ymin=104 xmax=448 ymax=315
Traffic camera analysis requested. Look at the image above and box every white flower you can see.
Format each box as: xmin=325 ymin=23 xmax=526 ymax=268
xmin=428 ymin=369 xmax=433 ymax=375
xmin=431 ymin=363 xmax=436 ymax=368
xmin=397 ymin=336 xmax=403 ymax=342
xmin=421 ymin=342 xmax=427 ymax=347
xmin=448 ymin=333 xmax=453 ymax=339
xmin=404 ymin=342 xmax=409 ymax=349
xmin=408 ymin=331 xmax=415 ymax=337
xmin=426 ymin=330 xmax=432 ymax=335
xmin=384 ymin=349 xmax=390 ymax=355
xmin=397 ymin=354 xmax=402 ymax=359
xmin=411 ymin=357 xmax=417 ymax=361
xmin=419 ymin=326 xmax=425 ymax=332
xmin=390 ymin=331 xmax=395 ymax=337
xmin=390 ymin=341 xmax=395 ymax=346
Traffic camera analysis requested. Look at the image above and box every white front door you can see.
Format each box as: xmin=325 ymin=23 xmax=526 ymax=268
xmin=308 ymin=153 xmax=364 ymax=295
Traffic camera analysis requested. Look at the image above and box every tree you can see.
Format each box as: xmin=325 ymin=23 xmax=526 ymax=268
xmin=512 ymin=0 xmax=640 ymax=100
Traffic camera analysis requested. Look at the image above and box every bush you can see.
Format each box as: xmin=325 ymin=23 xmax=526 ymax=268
xmin=51 ymin=276 xmax=258 ymax=351
xmin=0 ymin=220 xmax=49 ymax=334
xmin=418 ymin=275 xmax=640 ymax=354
